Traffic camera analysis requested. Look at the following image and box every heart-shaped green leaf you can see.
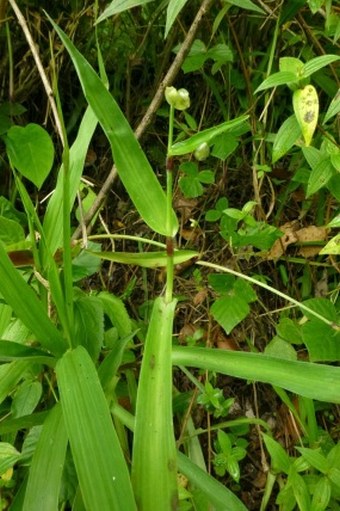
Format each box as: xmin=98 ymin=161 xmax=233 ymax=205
xmin=5 ymin=124 xmax=54 ymax=189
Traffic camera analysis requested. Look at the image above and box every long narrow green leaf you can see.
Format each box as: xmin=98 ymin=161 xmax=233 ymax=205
xmin=96 ymin=0 xmax=155 ymax=23
xmin=56 ymin=346 xmax=137 ymax=511
xmin=302 ymin=55 xmax=340 ymax=78
xmin=254 ymin=71 xmax=298 ymax=93
xmin=112 ymin=403 xmax=248 ymax=511
xmin=168 ymin=116 xmax=249 ymax=156
xmin=47 ymin=16 xmax=178 ymax=237
xmin=43 ymin=107 xmax=98 ymax=255
xmin=132 ymin=297 xmax=178 ymax=510
xmin=0 ymin=243 xmax=66 ymax=356
xmin=0 ymin=340 xmax=55 ymax=365
xmin=87 ymin=249 xmax=198 ymax=268
xmin=0 ymin=412 xmax=48 ymax=435
xmin=172 ymin=346 xmax=340 ymax=403
xmin=23 ymin=404 xmax=68 ymax=511
xmin=165 ymin=0 xmax=188 ymax=38
xmin=177 ymin=452 xmax=248 ymax=511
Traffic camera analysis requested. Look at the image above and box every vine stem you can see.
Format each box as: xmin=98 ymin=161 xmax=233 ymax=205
xmin=196 ymin=260 xmax=339 ymax=329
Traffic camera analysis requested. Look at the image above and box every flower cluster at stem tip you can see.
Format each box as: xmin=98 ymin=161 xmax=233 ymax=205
xmin=165 ymin=86 xmax=190 ymax=111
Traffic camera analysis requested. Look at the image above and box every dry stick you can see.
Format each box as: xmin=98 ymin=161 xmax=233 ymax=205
xmin=71 ymin=0 xmax=214 ymax=241
xmin=8 ymin=0 xmax=65 ymax=146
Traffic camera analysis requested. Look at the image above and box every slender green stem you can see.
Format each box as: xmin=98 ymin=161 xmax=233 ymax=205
xmin=165 ymin=105 xmax=175 ymax=304
xmin=196 ymin=260 xmax=338 ymax=328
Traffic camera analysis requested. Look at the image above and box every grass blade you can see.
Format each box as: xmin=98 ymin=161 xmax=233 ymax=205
xmin=47 ymin=16 xmax=178 ymax=237
xmin=23 ymin=404 xmax=68 ymax=511
xmin=172 ymin=346 xmax=340 ymax=403
xmin=56 ymin=345 xmax=137 ymax=511
xmin=43 ymin=107 xmax=98 ymax=255
xmin=132 ymin=297 xmax=178 ymax=510
xmin=0 ymin=243 xmax=66 ymax=356
xmin=177 ymin=452 xmax=248 ymax=511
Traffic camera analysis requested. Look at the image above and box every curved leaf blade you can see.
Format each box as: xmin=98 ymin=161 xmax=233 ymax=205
xmin=48 ymin=16 xmax=178 ymax=237
xmin=86 ymin=249 xmax=198 ymax=268
xmin=132 ymin=297 xmax=178 ymax=510
xmin=23 ymin=404 xmax=68 ymax=511
xmin=172 ymin=346 xmax=340 ymax=403
xmin=56 ymin=346 xmax=137 ymax=511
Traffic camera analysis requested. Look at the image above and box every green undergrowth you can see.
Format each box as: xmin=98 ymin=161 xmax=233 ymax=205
xmin=0 ymin=1 xmax=339 ymax=510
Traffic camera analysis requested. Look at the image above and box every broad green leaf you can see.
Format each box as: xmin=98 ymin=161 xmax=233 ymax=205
xmin=272 ymin=115 xmax=301 ymax=163
xmin=23 ymin=405 xmax=68 ymax=511
xmin=165 ymin=0 xmax=188 ymax=38
xmin=12 ymin=381 xmax=42 ymax=418
xmin=291 ymin=470 xmax=311 ymax=511
xmin=96 ymin=0 xmax=155 ymax=23
xmin=306 ymin=157 xmax=334 ymax=197
xmin=48 ymin=17 xmax=177 ymax=237
xmin=301 ymin=297 xmax=337 ymax=322
xmin=0 ymin=442 xmax=21 ymax=475
xmin=87 ymin=249 xmax=198 ymax=268
xmin=132 ymin=297 xmax=178 ymax=510
xmin=0 ymin=242 xmax=66 ymax=356
xmin=227 ymin=0 xmax=265 ymax=14
xmin=295 ymin=447 xmax=329 ymax=473
xmin=56 ymin=346 xmax=137 ymax=511
xmin=261 ymin=435 xmax=291 ymax=473
xmin=302 ymin=54 xmax=340 ymax=78
xmin=5 ymin=124 xmax=54 ymax=189
xmin=302 ymin=320 xmax=340 ymax=362
xmin=311 ymin=477 xmax=331 ymax=511
xmin=254 ymin=71 xmax=298 ymax=93
xmin=264 ymin=337 xmax=297 ymax=360
xmin=323 ymin=88 xmax=340 ymax=124
xmin=169 ymin=116 xmax=249 ymax=156
xmin=0 ymin=217 xmax=25 ymax=246
xmin=293 ymin=85 xmax=319 ymax=146
xmin=211 ymin=295 xmax=249 ymax=334
xmin=172 ymin=346 xmax=340 ymax=403
xmin=279 ymin=56 xmax=304 ymax=76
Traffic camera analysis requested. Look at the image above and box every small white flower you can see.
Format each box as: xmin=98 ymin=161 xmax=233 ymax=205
xmin=165 ymin=86 xmax=190 ymax=110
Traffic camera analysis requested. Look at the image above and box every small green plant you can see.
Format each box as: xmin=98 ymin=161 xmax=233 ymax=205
xmin=213 ymin=428 xmax=248 ymax=483
xmin=197 ymin=380 xmax=235 ymax=418
xmin=262 ymin=433 xmax=340 ymax=511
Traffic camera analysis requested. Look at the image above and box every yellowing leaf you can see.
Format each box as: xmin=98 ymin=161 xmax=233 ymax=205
xmin=293 ymin=85 xmax=319 ymax=146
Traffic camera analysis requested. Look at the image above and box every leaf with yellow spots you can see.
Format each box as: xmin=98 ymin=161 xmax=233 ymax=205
xmin=293 ymin=85 xmax=319 ymax=146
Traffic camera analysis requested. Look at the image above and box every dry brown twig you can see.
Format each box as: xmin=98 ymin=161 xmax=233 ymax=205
xmin=8 ymin=0 xmax=65 ymax=146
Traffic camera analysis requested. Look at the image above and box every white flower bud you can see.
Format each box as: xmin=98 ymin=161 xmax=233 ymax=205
xmin=165 ymin=86 xmax=190 ymax=110
xmin=194 ymin=142 xmax=210 ymax=161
